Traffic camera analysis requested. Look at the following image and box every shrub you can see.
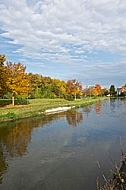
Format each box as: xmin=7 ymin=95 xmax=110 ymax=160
xmin=6 ymin=112 xmax=17 ymax=119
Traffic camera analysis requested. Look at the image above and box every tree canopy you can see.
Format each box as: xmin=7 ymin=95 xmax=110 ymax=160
xmin=110 ymin=85 xmax=116 ymax=96
xmin=0 ymin=54 xmax=7 ymax=97
xmin=1 ymin=54 xmax=125 ymax=104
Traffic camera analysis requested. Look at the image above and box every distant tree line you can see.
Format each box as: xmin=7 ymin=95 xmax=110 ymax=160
xmin=109 ymin=84 xmax=126 ymax=97
xmin=0 ymin=54 xmax=125 ymax=105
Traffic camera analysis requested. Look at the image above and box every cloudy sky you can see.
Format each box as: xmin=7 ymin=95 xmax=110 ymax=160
xmin=0 ymin=0 xmax=126 ymax=88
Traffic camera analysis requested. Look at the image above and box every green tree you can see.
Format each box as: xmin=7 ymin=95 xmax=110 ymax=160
xmin=28 ymin=73 xmax=44 ymax=98
xmin=102 ymin=88 xmax=109 ymax=96
xmin=110 ymin=85 xmax=116 ymax=96
xmin=43 ymin=76 xmax=53 ymax=98
xmin=52 ymin=79 xmax=66 ymax=98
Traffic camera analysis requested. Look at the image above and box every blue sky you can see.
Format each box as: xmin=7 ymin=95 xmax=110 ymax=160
xmin=0 ymin=0 xmax=126 ymax=88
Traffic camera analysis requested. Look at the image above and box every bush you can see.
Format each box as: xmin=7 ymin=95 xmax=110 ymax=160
xmin=0 ymin=99 xmax=12 ymax=107
xmin=6 ymin=112 xmax=17 ymax=119
xmin=0 ymin=99 xmax=28 ymax=107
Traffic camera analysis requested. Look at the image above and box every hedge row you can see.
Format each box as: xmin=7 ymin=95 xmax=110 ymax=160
xmin=0 ymin=99 xmax=28 ymax=107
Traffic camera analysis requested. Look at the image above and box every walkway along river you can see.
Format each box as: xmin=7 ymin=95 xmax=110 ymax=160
xmin=0 ymin=98 xmax=126 ymax=190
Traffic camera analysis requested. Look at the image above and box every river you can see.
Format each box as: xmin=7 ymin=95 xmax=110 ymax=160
xmin=0 ymin=98 xmax=126 ymax=190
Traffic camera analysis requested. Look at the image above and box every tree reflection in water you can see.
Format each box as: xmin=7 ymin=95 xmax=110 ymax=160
xmin=0 ymin=112 xmax=67 ymax=184
xmin=94 ymin=102 xmax=102 ymax=114
xmin=82 ymin=105 xmax=92 ymax=116
xmin=121 ymin=98 xmax=126 ymax=107
xmin=0 ymin=121 xmax=33 ymax=184
xmin=66 ymin=110 xmax=83 ymax=127
xmin=0 ymin=122 xmax=32 ymax=157
xmin=0 ymin=148 xmax=8 ymax=184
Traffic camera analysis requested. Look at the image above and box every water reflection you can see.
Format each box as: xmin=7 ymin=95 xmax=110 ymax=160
xmin=0 ymin=148 xmax=8 ymax=184
xmin=0 ymin=113 xmax=67 ymax=182
xmin=82 ymin=102 xmax=102 ymax=115
xmin=94 ymin=102 xmax=102 ymax=114
xmin=0 ymin=99 xmax=126 ymax=190
xmin=82 ymin=105 xmax=92 ymax=116
xmin=121 ymin=98 xmax=126 ymax=107
xmin=66 ymin=110 xmax=83 ymax=127
xmin=0 ymin=120 xmax=35 ymax=158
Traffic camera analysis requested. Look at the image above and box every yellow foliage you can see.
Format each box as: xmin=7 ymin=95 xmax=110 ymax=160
xmin=6 ymin=62 xmax=29 ymax=96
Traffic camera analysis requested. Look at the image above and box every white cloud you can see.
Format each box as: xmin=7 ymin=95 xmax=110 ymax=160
xmin=0 ymin=0 xmax=126 ymax=86
xmin=1 ymin=0 xmax=126 ymax=53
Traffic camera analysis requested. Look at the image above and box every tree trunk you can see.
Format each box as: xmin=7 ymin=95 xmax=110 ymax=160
xmin=75 ymin=92 xmax=76 ymax=101
xmin=12 ymin=95 xmax=15 ymax=106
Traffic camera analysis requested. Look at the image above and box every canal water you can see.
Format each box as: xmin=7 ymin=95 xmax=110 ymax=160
xmin=0 ymin=98 xmax=126 ymax=190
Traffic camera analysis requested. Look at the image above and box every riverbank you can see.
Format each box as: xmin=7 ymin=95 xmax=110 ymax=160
xmin=0 ymin=97 xmax=107 ymax=123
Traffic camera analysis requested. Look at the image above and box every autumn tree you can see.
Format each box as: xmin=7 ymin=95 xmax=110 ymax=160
xmin=92 ymin=84 xmax=103 ymax=97
xmin=59 ymin=80 xmax=67 ymax=98
xmin=82 ymin=87 xmax=89 ymax=97
xmin=52 ymin=79 xmax=66 ymax=98
xmin=6 ymin=62 xmax=29 ymax=106
xmin=92 ymin=86 xmax=97 ymax=97
xmin=28 ymin=74 xmax=67 ymax=99
xmin=0 ymin=54 xmax=6 ymax=65
xmin=83 ymin=86 xmax=93 ymax=97
xmin=66 ymin=79 xmax=82 ymax=100
xmin=0 ymin=54 xmax=7 ymax=97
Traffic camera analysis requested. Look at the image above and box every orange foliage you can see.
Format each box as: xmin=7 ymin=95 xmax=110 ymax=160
xmin=92 ymin=84 xmax=103 ymax=96
xmin=6 ymin=62 xmax=29 ymax=96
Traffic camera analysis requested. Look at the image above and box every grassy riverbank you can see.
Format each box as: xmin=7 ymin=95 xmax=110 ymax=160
xmin=0 ymin=97 xmax=107 ymax=123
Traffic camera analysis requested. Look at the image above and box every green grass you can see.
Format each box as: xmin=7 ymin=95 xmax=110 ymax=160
xmin=0 ymin=97 xmax=107 ymax=123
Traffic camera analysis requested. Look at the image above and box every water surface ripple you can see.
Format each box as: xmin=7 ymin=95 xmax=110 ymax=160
xmin=0 ymin=98 xmax=126 ymax=190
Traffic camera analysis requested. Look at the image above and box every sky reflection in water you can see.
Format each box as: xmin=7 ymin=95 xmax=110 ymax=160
xmin=0 ymin=98 xmax=126 ymax=190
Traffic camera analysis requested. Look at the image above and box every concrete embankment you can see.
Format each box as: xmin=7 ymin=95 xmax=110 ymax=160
xmin=45 ymin=106 xmax=75 ymax=115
